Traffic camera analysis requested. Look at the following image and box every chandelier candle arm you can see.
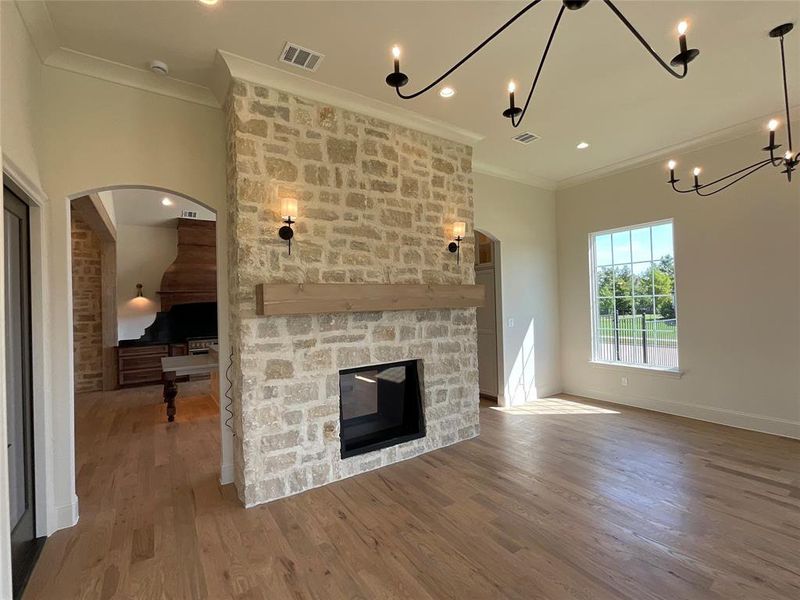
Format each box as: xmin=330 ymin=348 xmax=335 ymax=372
xmin=602 ymin=0 xmax=698 ymax=78
xmin=678 ymin=21 xmax=689 ymax=54
xmin=669 ymin=158 xmax=774 ymax=194
xmin=667 ymin=160 xmax=677 ymax=184
xmin=502 ymin=81 xmax=523 ymax=120
xmin=507 ymin=4 xmax=566 ymax=127
xmin=388 ymin=0 xmax=545 ymax=100
xmin=779 ymin=35 xmax=793 ymax=151
xmin=385 ymin=0 xmax=698 ymax=126
xmin=667 ymin=22 xmax=796 ymax=195
xmin=695 ymin=161 xmax=774 ymax=196
xmin=768 ymin=119 xmax=778 ymax=150
xmin=699 ymin=158 xmax=773 ymax=188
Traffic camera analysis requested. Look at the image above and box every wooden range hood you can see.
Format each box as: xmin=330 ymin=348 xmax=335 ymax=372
xmin=158 ymin=218 xmax=216 ymax=311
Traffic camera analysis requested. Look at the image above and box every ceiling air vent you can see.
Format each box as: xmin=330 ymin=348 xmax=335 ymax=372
xmin=512 ymin=131 xmax=540 ymax=145
xmin=279 ymin=42 xmax=324 ymax=72
xmin=181 ymin=210 xmax=199 ymax=219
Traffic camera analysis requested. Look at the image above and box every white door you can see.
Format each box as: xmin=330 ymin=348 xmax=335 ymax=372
xmin=475 ymin=267 xmax=498 ymax=397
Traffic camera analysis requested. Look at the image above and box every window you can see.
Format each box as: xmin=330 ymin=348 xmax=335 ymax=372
xmin=590 ymin=220 xmax=678 ymax=370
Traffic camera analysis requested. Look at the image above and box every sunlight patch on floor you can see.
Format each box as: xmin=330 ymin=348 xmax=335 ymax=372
xmin=490 ymin=397 xmax=620 ymax=415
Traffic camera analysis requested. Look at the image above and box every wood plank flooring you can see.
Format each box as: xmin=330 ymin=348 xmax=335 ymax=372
xmin=24 ymin=389 xmax=800 ymax=599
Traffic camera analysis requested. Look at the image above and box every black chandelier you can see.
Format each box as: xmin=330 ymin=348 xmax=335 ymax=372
xmin=667 ymin=23 xmax=798 ymax=196
xmin=385 ymin=0 xmax=699 ymax=128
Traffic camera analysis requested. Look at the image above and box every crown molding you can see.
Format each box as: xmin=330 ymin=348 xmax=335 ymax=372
xmin=14 ymin=0 xmax=60 ymax=62
xmin=472 ymin=161 xmax=557 ymax=191
xmin=18 ymin=0 xmax=792 ymax=191
xmin=44 ymin=48 xmax=220 ymax=108
xmin=556 ymin=106 xmax=800 ymax=191
xmin=15 ymin=0 xmax=219 ymax=109
xmin=217 ymin=50 xmax=484 ymax=146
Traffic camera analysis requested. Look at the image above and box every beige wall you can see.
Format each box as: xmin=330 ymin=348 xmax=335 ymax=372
xmin=97 ymin=190 xmax=117 ymax=230
xmin=37 ymin=67 xmax=231 ymax=533
xmin=0 ymin=1 xmax=43 ymax=192
xmin=41 ymin=70 xmax=232 ymax=528
xmin=1 ymin=1 xmax=55 ymax=565
xmin=557 ymin=128 xmax=800 ymax=437
xmin=1 ymin=1 xmax=233 ymax=542
xmin=116 ymin=224 xmax=178 ymax=341
xmin=474 ymin=173 xmax=560 ymax=404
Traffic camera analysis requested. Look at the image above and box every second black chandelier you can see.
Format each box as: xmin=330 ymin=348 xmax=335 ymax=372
xmin=384 ymin=0 xmax=700 ymax=127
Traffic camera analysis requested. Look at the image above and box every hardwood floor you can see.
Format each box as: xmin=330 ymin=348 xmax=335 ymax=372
xmin=24 ymin=390 xmax=800 ymax=599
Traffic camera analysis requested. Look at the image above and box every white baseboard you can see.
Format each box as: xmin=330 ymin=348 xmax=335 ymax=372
xmin=565 ymin=386 xmax=800 ymax=440
xmin=54 ymin=495 xmax=79 ymax=531
xmin=537 ymin=386 xmax=562 ymax=400
xmin=220 ymin=462 xmax=235 ymax=486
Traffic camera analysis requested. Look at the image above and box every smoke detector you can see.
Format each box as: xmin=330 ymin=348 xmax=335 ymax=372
xmin=279 ymin=42 xmax=324 ymax=72
xmin=512 ymin=131 xmax=540 ymax=145
xmin=149 ymin=60 xmax=169 ymax=76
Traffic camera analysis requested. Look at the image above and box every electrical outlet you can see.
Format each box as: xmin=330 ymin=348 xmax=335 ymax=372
xmin=621 ymin=376 xmax=628 ymax=387
xmin=507 ymin=318 xmax=514 ymax=328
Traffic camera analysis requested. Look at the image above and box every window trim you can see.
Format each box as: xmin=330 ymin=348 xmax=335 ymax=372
xmin=589 ymin=360 xmax=683 ymax=378
xmin=587 ymin=218 xmax=680 ymax=372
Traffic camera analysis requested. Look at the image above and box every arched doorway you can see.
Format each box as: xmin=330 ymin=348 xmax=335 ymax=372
xmin=474 ymin=229 xmax=503 ymax=403
xmin=64 ymin=185 xmax=233 ymax=508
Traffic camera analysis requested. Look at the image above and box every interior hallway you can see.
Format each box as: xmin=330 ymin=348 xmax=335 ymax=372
xmin=24 ymin=390 xmax=800 ymax=600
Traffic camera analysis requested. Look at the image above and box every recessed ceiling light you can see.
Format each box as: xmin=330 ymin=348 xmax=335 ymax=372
xmin=198 ymin=0 xmax=220 ymax=5
xmin=161 ymin=197 xmax=173 ymax=206
xmin=439 ymin=86 xmax=455 ymax=98
xmin=577 ymin=141 xmax=590 ymax=150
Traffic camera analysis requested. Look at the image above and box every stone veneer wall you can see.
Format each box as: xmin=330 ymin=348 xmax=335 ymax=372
xmin=226 ymin=80 xmax=479 ymax=506
xmin=71 ymin=212 xmax=104 ymax=393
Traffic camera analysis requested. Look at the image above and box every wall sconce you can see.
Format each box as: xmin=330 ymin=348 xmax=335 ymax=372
xmin=135 ymin=283 xmax=144 ymax=298
xmin=447 ymin=221 xmax=466 ymax=264
xmin=278 ymin=197 xmax=298 ymax=255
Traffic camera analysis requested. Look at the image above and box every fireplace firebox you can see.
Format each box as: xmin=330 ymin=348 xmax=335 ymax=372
xmin=338 ymin=360 xmax=425 ymax=458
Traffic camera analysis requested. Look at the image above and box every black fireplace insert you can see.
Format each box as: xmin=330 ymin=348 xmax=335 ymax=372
xmin=338 ymin=360 xmax=425 ymax=458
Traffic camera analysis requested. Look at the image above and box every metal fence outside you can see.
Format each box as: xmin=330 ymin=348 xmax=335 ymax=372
xmin=595 ymin=313 xmax=678 ymax=369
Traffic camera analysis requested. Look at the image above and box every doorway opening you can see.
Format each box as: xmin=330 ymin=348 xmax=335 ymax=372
xmin=4 ymin=178 xmax=45 ymax=598
xmin=68 ymin=187 xmax=223 ymax=508
xmin=475 ymin=229 xmax=502 ymax=404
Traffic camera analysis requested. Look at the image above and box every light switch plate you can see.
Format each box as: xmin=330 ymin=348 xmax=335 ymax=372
xmin=507 ymin=318 xmax=514 ymax=328
xmin=621 ymin=376 xmax=628 ymax=386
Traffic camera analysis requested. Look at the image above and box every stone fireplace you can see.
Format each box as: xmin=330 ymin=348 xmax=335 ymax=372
xmin=226 ymin=79 xmax=479 ymax=507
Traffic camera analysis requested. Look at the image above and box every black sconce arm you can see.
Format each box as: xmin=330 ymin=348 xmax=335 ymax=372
xmin=278 ymin=216 xmax=295 ymax=255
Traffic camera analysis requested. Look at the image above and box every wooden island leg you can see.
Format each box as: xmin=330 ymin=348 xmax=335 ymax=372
xmin=163 ymin=371 xmax=178 ymax=422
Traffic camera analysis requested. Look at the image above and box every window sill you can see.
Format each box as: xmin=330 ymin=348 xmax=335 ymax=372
xmin=589 ymin=361 xmax=683 ymax=379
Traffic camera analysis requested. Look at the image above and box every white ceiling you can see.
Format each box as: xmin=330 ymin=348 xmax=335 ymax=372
xmin=111 ymin=188 xmax=216 ymax=228
xmin=39 ymin=0 xmax=800 ymax=186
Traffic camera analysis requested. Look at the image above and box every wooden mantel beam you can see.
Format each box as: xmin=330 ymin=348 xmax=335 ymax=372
xmin=255 ymin=283 xmax=485 ymax=316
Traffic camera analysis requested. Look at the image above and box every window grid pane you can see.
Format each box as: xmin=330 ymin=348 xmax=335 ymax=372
xmin=591 ymin=221 xmax=678 ymax=369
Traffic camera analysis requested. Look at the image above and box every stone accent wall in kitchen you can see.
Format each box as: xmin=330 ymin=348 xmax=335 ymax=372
xmin=226 ymin=80 xmax=479 ymax=506
xmin=71 ymin=212 xmax=104 ymax=393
